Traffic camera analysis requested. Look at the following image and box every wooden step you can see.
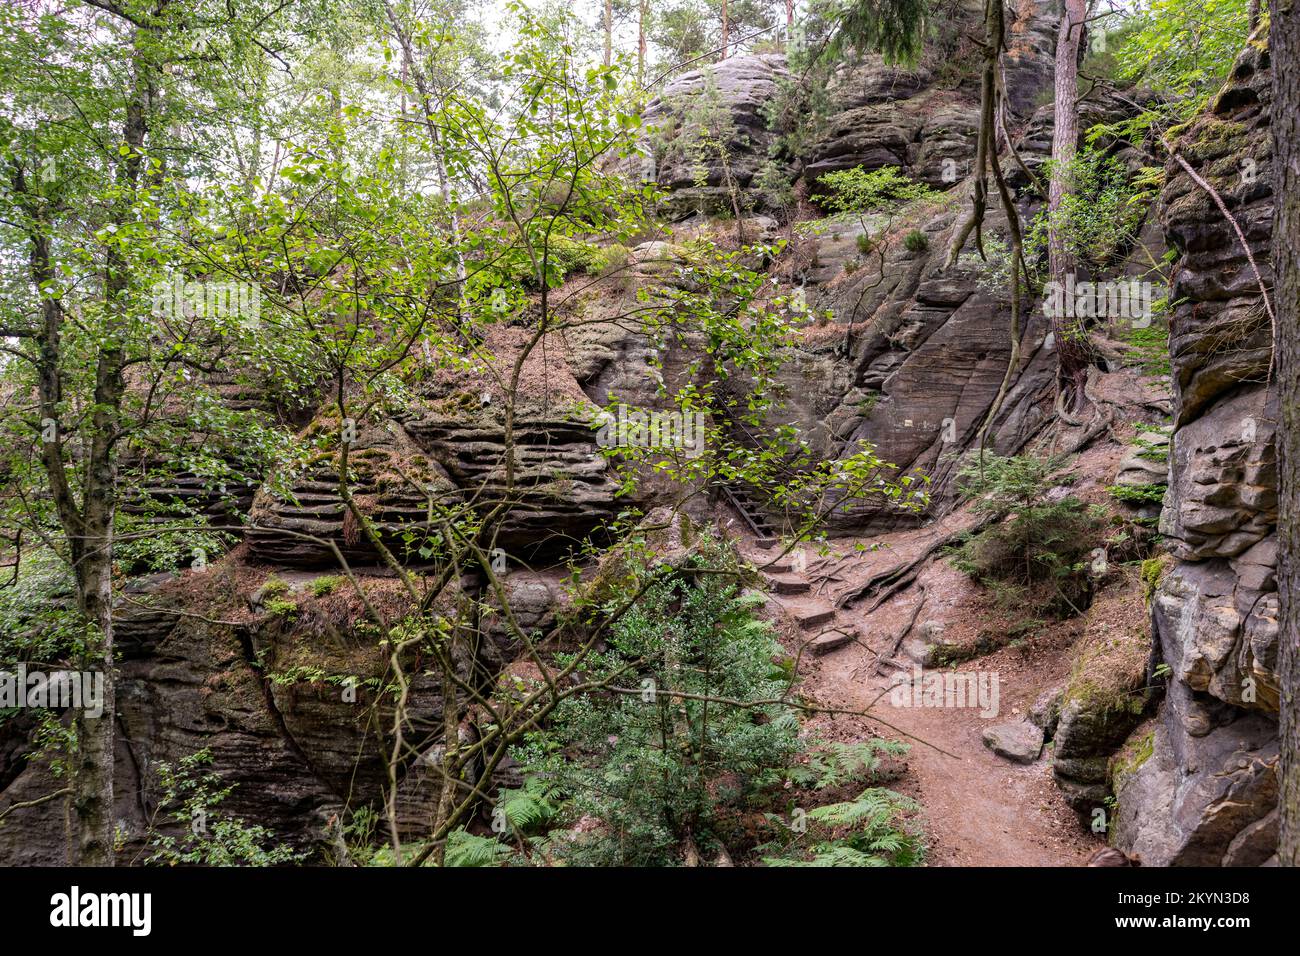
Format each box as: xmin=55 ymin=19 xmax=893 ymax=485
xmin=807 ymin=627 xmax=856 ymax=656
xmin=768 ymin=574 xmax=810 ymax=595
xmin=793 ymin=605 xmax=835 ymax=629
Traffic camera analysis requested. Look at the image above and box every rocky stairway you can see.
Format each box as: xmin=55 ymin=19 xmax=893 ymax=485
xmin=743 ymin=543 xmax=855 ymax=657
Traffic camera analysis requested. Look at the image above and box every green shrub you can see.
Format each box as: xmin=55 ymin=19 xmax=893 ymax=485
xmin=517 ymin=546 xmax=799 ymax=866
xmin=307 ymin=575 xmax=345 ymax=597
xmin=0 ymin=552 xmax=79 ymax=668
xmin=1120 ymin=322 xmax=1171 ymax=377
xmin=146 ymin=749 xmax=304 ymax=866
xmin=511 ymin=537 xmax=923 ymax=867
xmin=585 ymin=243 xmax=629 ymax=277
xmin=760 ymin=740 xmax=924 ymax=866
xmin=1024 ymin=149 xmax=1145 ymax=271
xmin=260 ymin=575 xmax=290 ymax=598
xmin=814 ymin=165 xmax=936 ymax=215
xmin=902 ymin=229 xmax=929 ymax=253
xmin=762 ymin=788 xmax=925 ymax=867
xmin=444 ymin=830 xmax=513 ymax=867
xmin=264 ymin=596 xmax=298 ymax=619
xmin=1107 ymin=482 xmax=1166 ymax=506
xmin=547 ymin=236 xmax=601 ymax=277
xmin=488 ymin=235 xmax=606 ymax=289
xmin=953 ymin=455 xmax=1107 ymax=615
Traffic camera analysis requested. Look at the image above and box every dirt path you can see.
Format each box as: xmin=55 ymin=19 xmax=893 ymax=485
xmin=811 ymin=637 xmax=1097 ymax=866
xmin=752 ymin=526 xmax=1101 ymax=867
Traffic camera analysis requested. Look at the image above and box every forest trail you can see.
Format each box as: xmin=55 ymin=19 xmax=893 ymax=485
xmin=748 ymin=523 xmax=1100 ymax=867
xmin=816 ymin=646 xmax=1097 ymax=866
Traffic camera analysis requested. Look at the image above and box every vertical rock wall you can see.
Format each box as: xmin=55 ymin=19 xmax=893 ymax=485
xmin=1113 ymin=34 xmax=1280 ymax=866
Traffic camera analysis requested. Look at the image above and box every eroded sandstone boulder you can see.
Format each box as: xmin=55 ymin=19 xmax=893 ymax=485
xmin=644 ymin=54 xmax=793 ymax=217
xmin=982 ymin=719 xmax=1044 ymax=763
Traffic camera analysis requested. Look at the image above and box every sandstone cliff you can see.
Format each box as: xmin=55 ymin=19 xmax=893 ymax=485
xmin=1113 ymin=33 xmax=1280 ymax=866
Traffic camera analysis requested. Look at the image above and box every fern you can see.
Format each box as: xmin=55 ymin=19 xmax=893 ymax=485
xmin=761 ymin=787 xmax=925 ymax=868
xmin=808 ymin=787 xmax=915 ymax=828
xmin=799 ymin=740 xmax=907 ymax=791
xmin=499 ymin=777 xmax=560 ymax=833
xmin=769 ymin=844 xmax=890 ymax=867
xmin=444 ymin=829 xmax=511 ymax=868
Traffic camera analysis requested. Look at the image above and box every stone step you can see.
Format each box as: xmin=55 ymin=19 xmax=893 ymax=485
xmin=792 ymin=605 xmax=835 ymax=629
xmin=767 ymin=574 xmax=810 ymax=595
xmin=807 ymin=627 xmax=856 ymax=656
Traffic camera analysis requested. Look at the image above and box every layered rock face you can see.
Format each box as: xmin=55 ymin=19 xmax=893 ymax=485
xmin=800 ymin=4 xmax=1057 ymax=187
xmin=0 ymin=317 xmax=634 ymax=861
xmin=0 ymin=585 xmax=340 ymax=865
xmin=642 ymin=1 xmax=1088 ymax=532
xmin=644 ymin=1 xmax=1058 ymax=214
xmin=0 ymin=554 xmax=575 ymax=864
xmin=1113 ymin=36 xmax=1281 ymax=866
xmin=247 ymin=326 xmax=626 ymax=568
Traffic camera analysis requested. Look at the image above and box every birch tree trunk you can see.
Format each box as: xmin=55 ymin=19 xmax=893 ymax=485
xmin=638 ymin=0 xmax=648 ymax=82
xmin=604 ymin=0 xmax=613 ymax=67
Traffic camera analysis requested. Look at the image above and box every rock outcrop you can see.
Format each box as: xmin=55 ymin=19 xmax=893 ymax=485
xmin=248 ymin=326 xmax=625 ymax=568
xmin=0 ymin=563 xmax=503 ymax=864
xmin=644 ymin=2 xmax=1057 ymax=214
xmin=633 ymin=5 xmax=1186 ymax=536
xmin=1112 ymin=33 xmax=1281 ymax=866
xmin=645 ymin=54 xmax=792 ymax=217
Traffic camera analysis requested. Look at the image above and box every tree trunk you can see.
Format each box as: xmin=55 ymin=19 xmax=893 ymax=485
xmin=65 ymin=49 xmax=150 ymax=866
xmin=720 ymin=0 xmax=729 ymax=60
xmin=604 ymin=0 xmax=613 ymax=68
xmin=1048 ymin=0 xmax=1090 ymax=409
xmin=1273 ymin=0 xmax=1300 ymax=867
xmin=638 ymin=0 xmax=648 ymax=82
xmin=71 ymin=559 xmax=116 ymax=865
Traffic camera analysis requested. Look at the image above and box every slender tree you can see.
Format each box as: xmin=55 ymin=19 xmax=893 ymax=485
xmin=1274 ymin=0 xmax=1300 ymax=866
xmin=638 ymin=0 xmax=649 ymax=80
xmin=3 ymin=1 xmax=160 ymax=866
xmin=1047 ymin=0 xmax=1091 ymax=413
xmin=605 ymin=0 xmax=614 ymax=66
xmin=0 ymin=0 xmax=311 ymax=866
